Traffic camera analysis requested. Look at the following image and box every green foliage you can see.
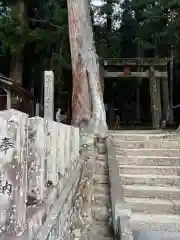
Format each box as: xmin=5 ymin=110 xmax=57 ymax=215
xmin=1 ymin=0 xmax=180 ymax=104
xmin=0 ymin=5 xmax=29 ymax=54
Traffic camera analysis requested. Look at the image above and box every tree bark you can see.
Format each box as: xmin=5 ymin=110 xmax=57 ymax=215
xmin=67 ymin=0 xmax=92 ymax=127
xmin=67 ymin=0 xmax=107 ymax=136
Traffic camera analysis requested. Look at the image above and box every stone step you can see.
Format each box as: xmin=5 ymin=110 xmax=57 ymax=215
xmin=109 ymin=130 xmax=175 ymax=134
xmin=92 ymin=183 xmax=110 ymax=195
xmin=92 ymin=205 xmax=110 ymax=221
xmin=91 ymin=221 xmax=113 ymax=237
xmin=95 ymin=160 xmax=108 ymax=174
xmin=116 ymin=149 xmax=180 ymax=157
xmin=96 ymin=154 xmax=108 ymax=162
xmin=94 ymin=174 xmax=109 ymax=184
xmin=93 ymin=192 xmax=110 ymax=206
xmin=117 ymin=156 xmax=180 ymax=166
xmin=81 ymin=232 xmax=113 ymax=240
xmin=123 ymin=185 xmax=180 ymax=199
xmin=131 ymin=213 xmax=180 ymax=232
xmin=133 ymin=229 xmax=180 ymax=240
xmin=110 ymin=132 xmax=177 ymax=141
xmin=120 ymin=174 xmax=180 ymax=186
xmin=124 ymin=197 xmax=180 ymax=215
xmin=119 ymin=165 xmax=180 ymax=175
xmin=115 ymin=141 xmax=180 ymax=149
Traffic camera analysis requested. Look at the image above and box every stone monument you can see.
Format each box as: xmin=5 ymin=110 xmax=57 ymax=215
xmin=44 ymin=71 xmax=54 ymax=121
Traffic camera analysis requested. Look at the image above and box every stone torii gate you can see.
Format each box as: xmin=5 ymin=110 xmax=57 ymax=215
xmin=100 ymin=57 xmax=172 ymax=129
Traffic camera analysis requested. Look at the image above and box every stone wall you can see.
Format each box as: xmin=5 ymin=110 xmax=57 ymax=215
xmin=0 ymin=109 xmax=81 ymax=239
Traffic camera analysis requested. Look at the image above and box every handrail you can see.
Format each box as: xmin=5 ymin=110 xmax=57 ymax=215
xmin=106 ymin=136 xmax=134 ymax=240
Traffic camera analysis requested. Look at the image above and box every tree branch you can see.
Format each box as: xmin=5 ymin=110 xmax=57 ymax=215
xmin=29 ymin=18 xmax=63 ymax=29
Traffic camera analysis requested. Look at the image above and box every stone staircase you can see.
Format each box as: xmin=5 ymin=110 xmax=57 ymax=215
xmin=112 ymin=130 xmax=180 ymax=239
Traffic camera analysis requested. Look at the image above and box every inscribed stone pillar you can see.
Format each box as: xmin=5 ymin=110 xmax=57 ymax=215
xmin=149 ymin=68 xmax=161 ymax=129
xmin=44 ymin=71 xmax=54 ymax=121
xmin=0 ymin=109 xmax=28 ymax=233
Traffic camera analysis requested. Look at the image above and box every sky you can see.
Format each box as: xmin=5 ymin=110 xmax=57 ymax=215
xmin=92 ymin=0 xmax=121 ymax=28
xmin=92 ymin=0 xmax=103 ymax=6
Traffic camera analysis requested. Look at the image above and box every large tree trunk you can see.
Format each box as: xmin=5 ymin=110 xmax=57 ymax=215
xmin=10 ymin=53 xmax=23 ymax=84
xmin=10 ymin=0 xmax=25 ymax=85
xmin=68 ymin=0 xmax=92 ymax=127
xmin=10 ymin=0 xmax=25 ymax=111
xmin=67 ymin=0 xmax=107 ymax=136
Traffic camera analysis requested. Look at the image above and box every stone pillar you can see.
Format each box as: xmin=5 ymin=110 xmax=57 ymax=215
xmin=28 ymin=117 xmax=46 ymax=201
xmin=149 ymin=67 xmax=161 ymax=129
xmin=44 ymin=71 xmax=54 ymax=121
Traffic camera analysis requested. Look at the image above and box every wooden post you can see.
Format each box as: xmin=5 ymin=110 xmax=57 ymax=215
xmin=136 ymin=86 xmax=140 ymax=122
xmin=30 ymin=87 xmax=34 ymax=116
xmin=44 ymin=71 xmax=54 ymax=121
xmin=99 ymin=63 xmax=105 ymax=97
xmin=36 ymin=103 xmax=40 ymax=116
xmin=6 ymin=90 xmax=11 ymax=109
xmin=161 ymin=77 xmax=169 ymax=122
xmin=157 ymin=77 xmax=162 ymax=122
xmin=136 ymin=39 xmax=142 ymax=122
xmin=149 ymin=67 xmax=161 ymax=129
xmin=169 ymin=46 xmax=174 ymax=124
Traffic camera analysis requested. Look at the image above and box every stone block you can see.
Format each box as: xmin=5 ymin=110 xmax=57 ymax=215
xmin=0 ymin=109 xmax=29 ymax=233
xmin=28 ymin=117 xmax=46 ymax=201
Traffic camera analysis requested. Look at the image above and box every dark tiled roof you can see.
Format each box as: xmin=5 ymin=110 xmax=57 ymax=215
xmin=0 ymin=73 xmax=34 ymax=99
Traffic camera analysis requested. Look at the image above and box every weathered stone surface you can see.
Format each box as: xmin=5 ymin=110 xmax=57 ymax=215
xmin=45 ymin=120 xmax=59 ymax=185
xmin=28 ymin=117 xmax=46 ymax=200
xmin=117 ymin=156 xmax=180 ymax=166
xmin=110 ymin=130 xmax=177 ymax=141
xmin=120 ymin=174 xmax=180 ymax=186
xmin=116 ymin=149 xmax=180 ymax=157
xmin=115 ymin=140 xmax=180 ymax=149
xmin=131 ymin=213 xmax=180 ymax=232
xmin=119 ymin=165 xmax=180 ymax=175
xmin=123 ymin=185 xmax=180 ymax=199
xmin=0 ymin=109 xmax=81 ymax=239
xmin=0 ymin=109 xmax=29 ymax=234
xmin=124 ymin=197 xmax=180 ymax=215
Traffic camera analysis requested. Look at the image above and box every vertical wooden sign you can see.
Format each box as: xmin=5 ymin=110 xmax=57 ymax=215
xmin=44 ymin=71 xmax=54 ymax=121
